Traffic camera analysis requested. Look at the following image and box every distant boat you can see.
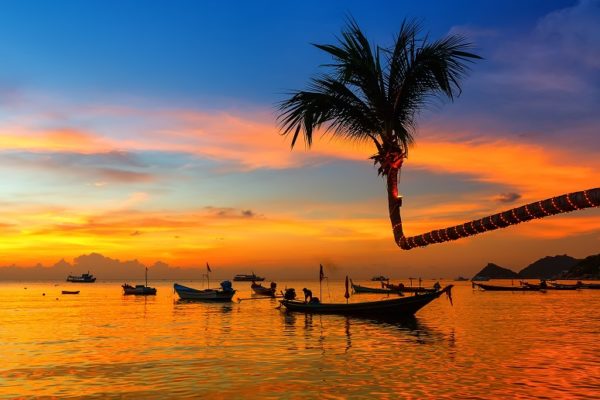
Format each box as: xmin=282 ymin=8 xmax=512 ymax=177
xmin=174 ymin=281 xmax=236 ymax=302
xmin=122 ymin=284 xmax=157 ymax=295
xmin=233 ymin=273 xmax=265 ymax=282
xmin=549 ymin=282 xmax=581 ymax=289
xmin=471 ymin=276 xmax=490 ymax=281
xmin=579 ymin=282 xmax=600 ymax=289
xmin=384 ymin=283 xmax=437 ymax=293
xmin=66 ymin=272 xmax=96 ymax=283
xmin=122 ymin=268 xmax=156 ymax=295
xmin=280 ymin=285 xmax=453 ymax=316
xmin=351 ymin=280 xmax=403 ymax=295
xmin=474 ymin=283 xmax=540 ymax=291
xmin=371 ymin=275 xmax=389 ymax=282
xmin=251 ymin=281 xmax=277 ymax=296
xmin=521 ymin=281 xmax=578 ymax=291
xmin=61 ymin=290 xmax=80 ymax=295
xmin=455 ymin=276 xmax=469 ymax=281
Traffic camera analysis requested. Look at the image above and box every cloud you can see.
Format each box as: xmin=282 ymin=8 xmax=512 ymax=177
xmin=241 ymin=209 xmax=255 ymax=217
xmin=494 ymin=192 xmax=522 ymax=203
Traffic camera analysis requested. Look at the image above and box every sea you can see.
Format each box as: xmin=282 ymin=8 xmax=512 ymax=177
xmin=0 ymin=280 xmax=598 ymax=399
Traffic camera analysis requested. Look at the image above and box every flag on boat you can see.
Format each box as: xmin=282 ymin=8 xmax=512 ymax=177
xmin=206 ymin=262 xmax=212 ymax=273
xmin=319 ymin=264 xmax=325 ymax=282
xmin=344 ymin=276 xmax=350 ymax=300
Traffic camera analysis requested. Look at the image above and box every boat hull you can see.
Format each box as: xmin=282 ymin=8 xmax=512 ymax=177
xmin=66 ymin=277 xmax=96 ymax=283
xmin=123 ymin=285 xmax=157 ymax=295
xmin=174 ymin=283 xmax=236 ymax=302
xmin=251 ymin=284 xmax=276 ymax=296
xmin=351 ymin=283 xmax=402 ymax=295
xmin=280 ymin=286 xmax=451 ymax=316
xmin=61 ymin=290 xmax=80 ymax=294
xmin=475 ymin=283 xmax=540 ymax=291
xmin=233 ymin=275 xmax=265 ymax=282
xmin=384 ymin=284 xmax=437 ymax=293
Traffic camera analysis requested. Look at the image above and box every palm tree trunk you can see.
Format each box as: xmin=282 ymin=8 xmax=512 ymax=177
xmin=386 ymin=166 xmax=405 ymax=245
xmin=397 ymin=187 xmax=600 ymax=250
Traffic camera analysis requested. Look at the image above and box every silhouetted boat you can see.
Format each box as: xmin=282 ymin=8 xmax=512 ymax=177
xmin=371 ymin=275 xmax=389 ymax=281
xmin=122 ymin=267 xmax=157 ymax=295
xmin=251 ymin=281 xmax=277 ymax=296
xmin=549 ymin=282 xmax=581 ymax=289
xmin=351 ymin=280 xmax=402 ymax=295
xmin=579 ymin=282 xmax=600 ymax=289
xmin=455 ymin=276 xmax=469 ymax=281
xmin=61 ymin=290 xmax=80 ymax=295
xmin=475 ymin=283 xmax=540 ymax=291
xmin=174 ymin=281 xmax=236 ymax=302
xmin=233 ymin=273 xmax=265 ymax=282
xmin=384 ymin=283 xmax=437 ymax=293
xmin=520 ymin=281 xmax=577 ymax=290
xmin=280 ymin=285 xmax=452 ymax=316
xmin=66 ymin=272 xmax=96 ymax=283
xmin=122 ymin=284 xmax=157 ymax=295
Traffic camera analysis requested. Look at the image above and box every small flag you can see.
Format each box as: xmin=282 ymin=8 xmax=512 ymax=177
xmin=319 ymin=264 xmax=325 ymax=282
xmin=344 ymin=276 xmax=350 ymax=300
xmin=206 ymin=262 xmax=212 ymax=273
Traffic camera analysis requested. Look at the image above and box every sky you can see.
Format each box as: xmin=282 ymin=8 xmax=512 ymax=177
xmin=0 ymin=0 xmax=598 ymax=278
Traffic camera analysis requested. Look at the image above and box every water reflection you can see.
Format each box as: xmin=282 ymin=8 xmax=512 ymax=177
xmin=1 ymin=282 xmax=598 ymax=399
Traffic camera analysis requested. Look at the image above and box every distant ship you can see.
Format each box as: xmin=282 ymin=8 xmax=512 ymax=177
xmin=233 ymin=273 xmax=265 ymax=282
xmin=371 ymin=275 xmax=389 ymax=281
xmin=66 ymin=272 xmax=96 ymax=283
xmin=454 ymin=276 xmax=469 ymax=281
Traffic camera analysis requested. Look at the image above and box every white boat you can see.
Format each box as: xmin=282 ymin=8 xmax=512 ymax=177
xmin=66 ymin=272 xmax=96 ymax=283
xmin=371 ymin=275 xmax=389 ymax=281
xmin=174 ymin=281 xmax=236 ymax=302
xmin=233 ymin=273 xmax=265 ymax=282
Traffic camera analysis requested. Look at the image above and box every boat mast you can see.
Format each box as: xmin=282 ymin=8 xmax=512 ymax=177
xmin=145 ymin=267 xmax=148 ymax=287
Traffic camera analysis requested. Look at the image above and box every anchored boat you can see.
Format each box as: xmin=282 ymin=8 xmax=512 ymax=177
xmin=122 ymin=267 xmax=157 ymax=295
xmin=280 ymin=285 xmax=452 ymax=316
xmin=66 ymin=272 xmax=96 ymax=283
xmin=233 ymin=273 xmax=265 ymax=282
xmin=251 ymin=281 xmax=277 ymax=296
xmin=174 ymin=281 xmax=236 ymax=302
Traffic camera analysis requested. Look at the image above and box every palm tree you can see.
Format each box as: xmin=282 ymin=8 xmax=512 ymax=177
xmin=278 ymin=19 xmax=600 ymax=249
xmin=278 ymin=19 xmax=480 ymax=245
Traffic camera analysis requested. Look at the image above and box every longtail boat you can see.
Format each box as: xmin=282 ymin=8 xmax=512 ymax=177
xmin=579 ymin=282 xmax=600 ymax=289
xmin=521 ymin=281 xmax=578 ymax=291
xmin=351 ymin=280 xmax=403 ymax=295
xmin=174 ymin=281 xmax=236 ymax=302
xmin=279 ymin=285 xmax=452 ymax=316
xmin=61 ymin=290 xmax=80 ymax=295
xmin=549 ymin=282 xmax=579 ymax=289
xmin=475 ymin=283 xmax=540 ymax=291
xmin=251 ymin=281 xmax=277 ymax=297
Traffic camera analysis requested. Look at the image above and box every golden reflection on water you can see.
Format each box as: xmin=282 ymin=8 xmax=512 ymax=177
xmin=0 ymin=280 xmax=599 ymax=398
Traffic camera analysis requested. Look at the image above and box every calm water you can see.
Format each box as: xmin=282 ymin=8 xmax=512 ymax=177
xmin=0 ymin=280 xmax=598 ymax=399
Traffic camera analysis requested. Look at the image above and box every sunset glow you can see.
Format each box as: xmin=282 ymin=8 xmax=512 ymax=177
xmin=0 ymin=1 xmax=598 ymax=278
